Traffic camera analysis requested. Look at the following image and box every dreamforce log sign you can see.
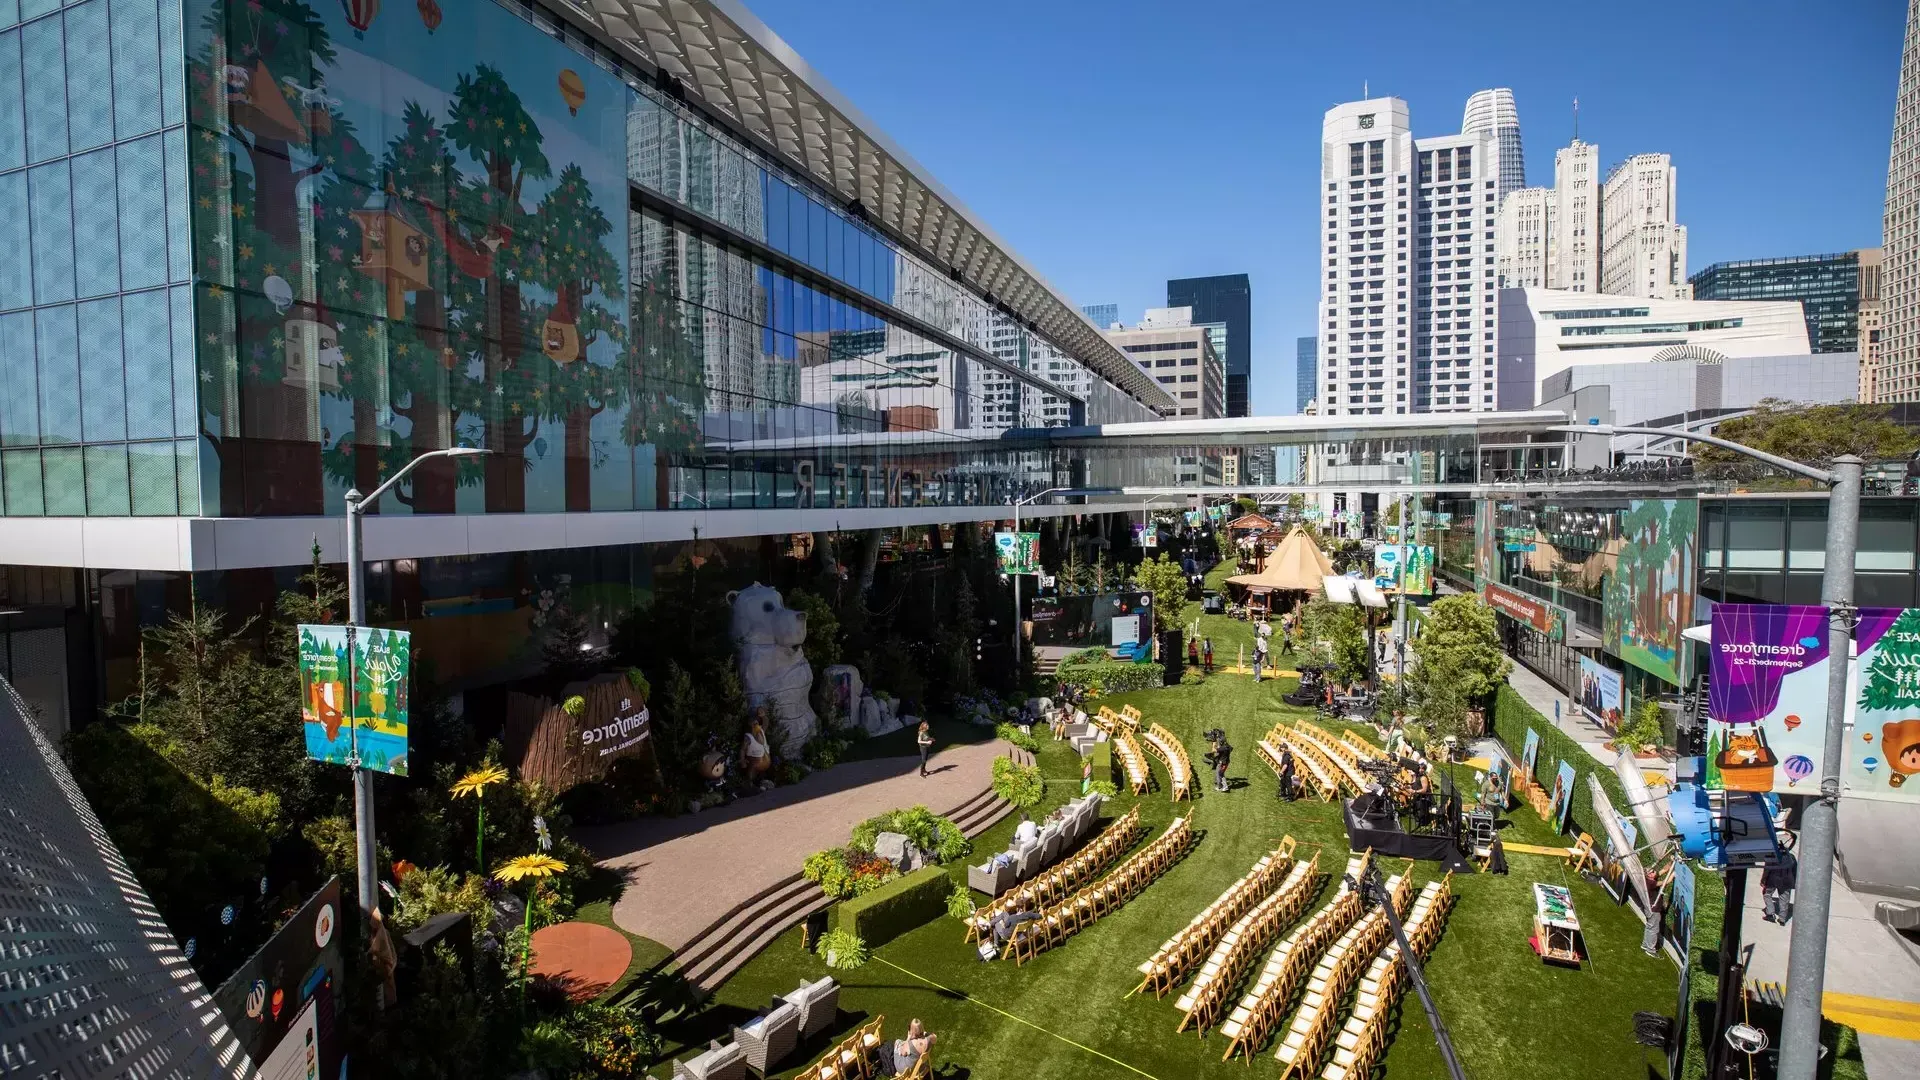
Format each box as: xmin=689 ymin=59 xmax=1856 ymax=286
xmin=1483 ymin=582 xmax=1569 ymax=643
xmin=583 ymin=696 xmax=649 ymax=758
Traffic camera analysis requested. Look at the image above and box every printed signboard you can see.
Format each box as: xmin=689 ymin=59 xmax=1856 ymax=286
xmin=1522 ymin=727 xmax=1541 ymax=783
xmin=1372 ymin=545 xmax=1434 ymax=596
xmin=1578 ymin=654 xmax=1626 ymax=731
xmin=215 ymin=878 xmax=344 ymax=1079
xmin=1843 ymin=607 xmax=1920 ymax=800
xmin=1551 ymin=759 xmax=1577 ymax=834
xmin=993 ymin=531 xmax=1040 ymax=575
xmin=298 ymin=624 xmax=410 ymax=775
xmin=1483 ymin=582 xmax=1570 ymax=643
xmin=1707 ymin=605 xmax=1835 ymax=793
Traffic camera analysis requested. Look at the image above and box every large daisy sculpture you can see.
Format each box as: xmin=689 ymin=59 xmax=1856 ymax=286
xmin=450 ymin=764 xmax=509 ymax=869
xmin=495 ymin=853 xmax=569 ymax=992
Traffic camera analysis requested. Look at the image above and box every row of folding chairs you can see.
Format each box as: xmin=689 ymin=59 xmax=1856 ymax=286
xmin=1276 ymin=726 xmax=1344 ymax=800
xmin=1136 ymin=837 xmax=1299 ymax=997
xmin=1220 ymin=851 xmax=1373 ymax=1064
xmin=1115 ymin=728 xmax=1152 ymax=794
xmin=1285 ymin=725 xmax=1365 ymax=797
xmin=1093 ymin=705 xmax=1142 ymax=733
xmin=795 ymin=1015 xmax=887 ymax=1080
xmin=963 ymin=806 xmax=1144 ymax=944
xmin=1321 ymin=874 xmax=1456 ymax=1080
xmin=1288 ymin=722 xmax=1371 ymax=794
xmin=1341 ymin=730 xmax=1384 ymax=760
xmin=1257 ymin=724 xmax=1339 ymax=802
xmin=1174 ymin=853 xmax=1321 ymax=1034
xmin=1275 ymin=865 xmax=1415 ymax=1080
xmin=1008 ymin=815 xmax=1197 ymax=965
xmin=1142 ymin=722 xmax=1195 ymax=801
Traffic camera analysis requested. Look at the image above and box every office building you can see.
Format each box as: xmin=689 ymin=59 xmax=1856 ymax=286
xmin=1167 ymin=274 xmax=1252 ymax=416
xmin=0 ymin=0 xmax=1178 ymax=733
xmin=1081 ymin=302 xmax=1119 ymax=329
xmin=1496 ymin=187 xmax=1553 ymax=288
xmin=1689 ymin=250 xmax=1881 ymax=357
xmin=1862 ymin=248 xmax=1886 ymax=400
xmin=1883 ymin=0 xmax=1920 ymax=400
xmin=1462 ymin=88 xmax=1526 ymax=200
xmin=1105 ymin=307 xmax=1228 ymax=419
xmin=1600 ymin=154 xmax=1689 ymax=300
xmin=1552 ymin=140 xmax=1602 ymax=292
xmin=1296 ymin=335 xmax=1317 ymax=411
xmin=1496 ymin=287 xmax=1811 ymax=408
xmin=1318 ymin=96 xmax=1499 ymax=417
xmin=1542 ymin=352 xmax=1859 ymax=429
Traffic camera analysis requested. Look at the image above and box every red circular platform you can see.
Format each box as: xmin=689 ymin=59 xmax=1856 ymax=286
xmin=529 ymin=921 xmax=633 ymax=1001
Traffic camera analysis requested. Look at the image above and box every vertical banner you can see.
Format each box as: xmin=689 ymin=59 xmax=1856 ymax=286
xmin=1670 ymin=859 xmax=1696 ymax=959
xmin=1706 ymin=605 xmax=1830 ymax=793
xmin=993 ymin=531 xmax=1040 ymax=575
xmin=1602 ymin=499 xmax=1698 ymax=685
xmin=1577 ymin=655 xmax=1626 ymax=731
xmin=1844 ymin=607 xmax=1920 ymax=799
xmin=1371 ymin=545 xmax=1434 ymax=595
xmin=1550 ymin=760 xmax=1577 ymax=834
xmin=1521 ymin=727 xmax=1541 ymax=783
xmin=1474 ymin=501 xmax=1498 ymax=586
xmin=299 ymin=624 xmax=411 ymax=775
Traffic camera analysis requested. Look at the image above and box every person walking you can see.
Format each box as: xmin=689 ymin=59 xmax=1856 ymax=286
xmin=916 ymin=721 xmax=934 ymax=778
xmin=1210 ymin=732 xmax=1233 ymax=793
xmin=1276 ymin=745 xmax=1297 ymax=802
xmin=1254 ymin=635 xmax=1267 ymax=682
xmin=1762 ymin=839 xmax=1798 ymax=924
xmin=1202 ymin=637 xmax=1214 ymax=674
xmin=1187 ymin=635 xmax=1200 ymax=669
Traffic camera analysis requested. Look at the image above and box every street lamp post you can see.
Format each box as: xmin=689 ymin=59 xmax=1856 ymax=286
xmin=343 ymin=446 xmax=489 ymax=914
xmin=1556 ymin=424 xmax=1861 ymax=1080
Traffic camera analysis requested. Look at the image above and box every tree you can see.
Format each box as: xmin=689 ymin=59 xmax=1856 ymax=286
xmin=1132 ymin=554 xmax=1189 ymax=634
xmin=1693 ymin=399 xmax=1920 ymax=469
xmin=1409 ymin=594 xmax=1512 ymax=730
xmin=1301 ymin=599 xmax=1370 ymax=684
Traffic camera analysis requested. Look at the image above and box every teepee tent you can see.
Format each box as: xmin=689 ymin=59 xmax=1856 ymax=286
xmin=1227 ymin=526 xmax=1335 ymax=595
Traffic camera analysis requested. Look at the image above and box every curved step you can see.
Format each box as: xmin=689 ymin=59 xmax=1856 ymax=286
xmin=665 ymin=743 xmax=1033 ymax=998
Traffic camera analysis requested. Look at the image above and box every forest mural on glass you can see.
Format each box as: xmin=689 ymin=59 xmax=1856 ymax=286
xmin=184 ymin=0 xmax=637 ymax=516
xmin=1601 ymin=498 xmax=1698 ymax=686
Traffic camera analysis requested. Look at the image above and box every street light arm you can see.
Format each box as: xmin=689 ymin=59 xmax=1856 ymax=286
xmin=1550 ymin=424 xmax=1833 ymax=484
xmin=358 ymin=447 xmax=490 ymax=509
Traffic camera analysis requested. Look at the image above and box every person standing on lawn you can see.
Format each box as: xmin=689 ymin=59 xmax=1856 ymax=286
xmin=1202 ymin=637 xmax=1214 ymax=674
xmin=917 ymin=721 xmax=934 ymax=777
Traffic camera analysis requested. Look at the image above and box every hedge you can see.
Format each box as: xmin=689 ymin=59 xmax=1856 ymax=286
xmin=1055 ymin=657 xmax=1163 ymax=695
xmin=834 ymin=865 xmax=954 ymax=948
xmin=1089 ymin=738 xmax=1112 ymax=784
xmin=1487 ymin=684 xmax=1634 ymax=842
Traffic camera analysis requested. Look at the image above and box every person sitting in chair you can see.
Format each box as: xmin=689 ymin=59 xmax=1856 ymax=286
xmin=1012 ymin=811 xmax=1039 ymax=848
xmin=988 ymin=897 xmax=1043 ymax=954
xmin=883 ymin=1019 xmax=937 ymax=1076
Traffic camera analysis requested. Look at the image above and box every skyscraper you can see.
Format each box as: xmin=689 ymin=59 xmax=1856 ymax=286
xmin=1081 ymin=302 xmax=1119 ymax=328
xmin=1167 ymin=275 xmax=1252 ymax=416
xmin=1552 ymin=139 xmax=1601 ymax=292
xmin=1881 ymin=0 xmax=1920 ymax=400
xmin=1462 ymin=88 xmax=1525 ymax=200
xmin=1297 ymin=336 xmax=1317 ymax=411
xmin=1689 ymin=250 xmax=1878 ymax=354
xmin=1600 ymin=154 xmax=1689 ymax=299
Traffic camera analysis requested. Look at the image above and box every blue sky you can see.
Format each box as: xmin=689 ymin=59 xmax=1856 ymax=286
xmin=743 ymin=0 xmax=1906 ymax=415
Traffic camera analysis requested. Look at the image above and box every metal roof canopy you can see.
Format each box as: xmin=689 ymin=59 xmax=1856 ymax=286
xmin=1013 ymin=409 xmax=1578 ymax=449
xmin=549 ymin=0 xmax=1174 ymax=410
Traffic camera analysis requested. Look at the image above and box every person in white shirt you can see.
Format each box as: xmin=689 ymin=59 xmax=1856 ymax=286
xmin=1012 ymin=812 xmax=1039 ymax=848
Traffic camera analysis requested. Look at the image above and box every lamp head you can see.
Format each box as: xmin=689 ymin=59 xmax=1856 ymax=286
xmin=442 ymin=447 xmax=491 ymax=459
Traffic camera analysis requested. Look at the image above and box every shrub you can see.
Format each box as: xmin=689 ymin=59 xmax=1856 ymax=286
xmin=624 ymin=668 xmax=651 ymax=701
xmin=945 ymin=882 xmax=977 ymax=921
xmin=562 ymin=695 xmax=587 ymax=718
xmin=996 ymin=722 xmax=1040 ymax=754
xmin=849 ymin=806 xmax=972 ymax=865
xmin=803 ymin=847 xmax=899 ymax=900
xmin=816 ymin=927 xmax=869 ymax=969
xmin=1180 ymin=668 xmax=1205 ymax=685
xmin=1089 ymin=739 xmax=1112 ymax=783
xmin=1616 ymin=700 xmax=1666 ymax=754
xmin=1056 ymin=655 xmax=1164 ymax=695
xmin=992 ymin=756 xmax=1045 ymax=808
xmin=835 ymin=866 xmax=953 ymax=948
xmin=1088 ymin=779 xmax=1119 ymax=798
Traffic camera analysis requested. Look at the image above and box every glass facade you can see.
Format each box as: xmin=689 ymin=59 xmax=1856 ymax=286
xmin=0 ymin=0 xmax=1158 ymax=521
xmin=1698 ymin=496 xmax=1920 ymax=609
xmin=1687 ymin=251 xmax=1866 ymax=354
xmin=1167 ymin=274 xmax=1250 ymax=417
xmin=0 ymin=0 xmax=198 ymax=518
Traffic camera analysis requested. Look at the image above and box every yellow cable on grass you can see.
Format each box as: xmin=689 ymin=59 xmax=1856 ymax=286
xmin=871 ymin=956 xmax=1165 ymax=1080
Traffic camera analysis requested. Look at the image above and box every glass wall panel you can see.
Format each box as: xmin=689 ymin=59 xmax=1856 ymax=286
xmin=108 ymin=0 xmax=162 ymax=140
xmin=127 ymin=436 xmax=174 ymax=513
xmin=119 ymin=287 xmax=169 ymax=438
xmin=62 ymin=0 xmax=111 ymax=152
xmin=41 ymin=444 xmax=82 ymax=513
xmin=114 ymin=133 xmax=165 ymax=289
xmin=69 ymin=146 xmax=119 ymax=296
xmin=2 ymin=448 xmax=42 ymax=514
xmin=21 ymin=15 xmax=66 ymax=164
xmin=83 ymin=441 xmax=128 ymax=514
xmin=78 ymin=295 xmax=124 ymax=440
xmin=0 ymin=28 xmax=23 ymax=173
xmin=28 ymin=160 xmax=74 ymax=303
xmin=0 ymin=169 xmax=28 ymax=308
xmin=158 ymin=0 xmax=181 ymax=127
xmin=34 ymin=303 xmax=79 ymax=443
xmin=0 ymin=310 xmax=37 ymax=444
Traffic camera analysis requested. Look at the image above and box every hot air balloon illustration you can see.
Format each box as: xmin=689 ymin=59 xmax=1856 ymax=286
xmin=1784 ymin=713 xmax=1802 ymax=732
xmin=340 ymin=0 xmax=380 ymax=39
xmin=417 ymin=0 xmax=440 ymax=33
xmin=1783 ymin=754 xmax=1814 ymax=787
xmin=1863 ymin=756 xmax=1881 ymax=776
xmin=558 ymin=69 xmax=586 ymax=116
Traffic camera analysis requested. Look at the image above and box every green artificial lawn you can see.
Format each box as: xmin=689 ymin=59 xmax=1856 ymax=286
xmin=648 ymin=666 xmax=1687 ymax=1080
xmin=573 ymin=895 xmax=673 ymax=1003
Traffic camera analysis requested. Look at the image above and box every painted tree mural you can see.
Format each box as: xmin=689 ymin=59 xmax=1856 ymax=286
xmin=185 ymin=1 xmax=631 ymax=516
xmin=1602 ymin=499 xmax=1696 ymax=685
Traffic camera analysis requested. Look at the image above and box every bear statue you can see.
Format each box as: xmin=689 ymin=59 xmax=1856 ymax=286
xmin=728 ymin=583 xmax=818 ymax=748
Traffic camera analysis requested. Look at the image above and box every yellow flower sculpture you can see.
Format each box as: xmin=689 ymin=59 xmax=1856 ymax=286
xmin=450 ymin=763 xmax=509 ymax=870
xmin=493 ymin=854 xmax=569 ymax=883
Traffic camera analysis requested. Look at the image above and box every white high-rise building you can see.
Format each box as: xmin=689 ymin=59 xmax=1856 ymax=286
xmin=1601 ymin=154 xmax=1690 ymax=299
xmin=1319 ymin=98 xmax=1415 ymax=416
xmin=1496 ymin=187 xmax=1554 ymax=288
xmin=1318 ymin=96 xmax=1497 ymax=416
xmin=1462 ymin=88 xmax=1526 ymax=200
xmin=1882 ymin=0 xmax=1920 ymax=401
xmin=1551 ymin=139 xmax=1601 ymax=292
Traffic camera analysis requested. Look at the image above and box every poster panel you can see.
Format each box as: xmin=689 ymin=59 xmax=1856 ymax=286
xmin=299 ymin=624 xmax=411 ymax=775
xmin=1578 ymin=654 xmax=1626 ymax=731
xmin=1371 ymin=545 xmax=1434 ymax=595
xmin=1843 ymin=607 xmax=1920 ymax=799
xmin=1706 ymin=604 xmax=1832 ymax=793
xmin=1602 ymin=499 xmax=1698 ymax=685
xmin=993 ymin=531 xmax=1040 ymax=575
xmin=1483 ymin=582 xmax=1569 ymax=643
xmin=1670 ymin=860 xmax=1697 ymax=960
xmin=1521 ymin=727 xmax=1541 ymax=783
xmin=1551 ymin=759 xmax=1577 ymax=834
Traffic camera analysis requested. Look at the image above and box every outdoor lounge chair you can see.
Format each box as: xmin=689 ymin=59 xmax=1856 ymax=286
xmin=731 ymin=1001 xmax=799 ymax=1076
xmin=779 ymin=977 xmax=840 ymax=1040
xmin=968 ymin=855 xmax=1017 ymax=897
xmin=673 ymin=1039 xmax=747 ymax=1080
xmin=1013 ymin=841 xmax=1045 ymax=880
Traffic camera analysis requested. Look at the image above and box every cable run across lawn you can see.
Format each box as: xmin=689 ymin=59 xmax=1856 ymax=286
xmin=871 ymin=956 xmax=1166 ymax=1080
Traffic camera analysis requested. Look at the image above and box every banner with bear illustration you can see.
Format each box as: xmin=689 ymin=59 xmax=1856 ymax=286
xmin=1708 ymin=604 xmax=1910 ymax=795
xmin=298 ymin=624 xmax=411 ymax=775
xmin=1843 ymin=607 xmax=1920 ymax=801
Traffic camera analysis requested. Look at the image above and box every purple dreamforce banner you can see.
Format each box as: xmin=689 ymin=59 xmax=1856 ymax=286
xmin=1707 ymin=605 xmax=1830 ymax=793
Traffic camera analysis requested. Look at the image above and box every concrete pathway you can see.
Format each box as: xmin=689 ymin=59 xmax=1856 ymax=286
xmin=1740 ymin=869 xmax=1920 ymax=1077
xmin=579 ymin=739 xmax=1006 ymax=950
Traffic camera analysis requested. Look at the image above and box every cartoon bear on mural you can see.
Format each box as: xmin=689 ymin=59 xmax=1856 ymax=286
xmin=729 ymin=584 xmax=818 ymax=748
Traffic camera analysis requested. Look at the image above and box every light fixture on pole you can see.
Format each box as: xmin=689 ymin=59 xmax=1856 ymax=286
xmin=1554 ymin=422 xmax=1860 ymax=1080
xmin=344 ymin=446 xmax=489 ymax=915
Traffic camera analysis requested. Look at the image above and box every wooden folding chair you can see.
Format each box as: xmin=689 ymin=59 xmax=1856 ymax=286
xmin=1567 ymin=833 xmax=1597 ymax=874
